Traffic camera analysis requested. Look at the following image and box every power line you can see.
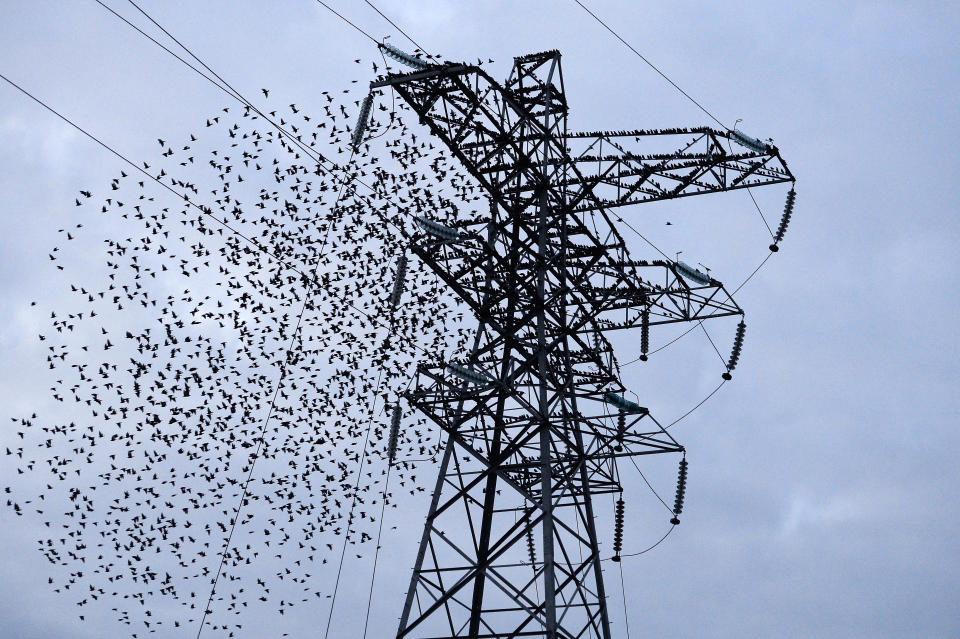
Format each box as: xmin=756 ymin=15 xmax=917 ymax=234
xmin=193 ymin=293 xmax=312 ymax=636
xmin=323 ymin=366 xmax=386 ymax=639
xmin=314 ymin=0 xmax=379 ymax=43
xmin=619 ymin=524 xmax=675 ymax=558
xmin=0 ymin=66 xmax=392 ymax=637
xmin=363 ymin=0 xmax=430 ymax=54
xmin=614 ymin=214 xmax=670 ymax=261
xmin=192 ymin=126 xmax=358 ymax=635
xmin=0 ymin=71 xmax=446 ymax=376
xmin=747 ymin=186 xmax=776 ymax=239
xmin=361 ymin=463 xmax=394 ymax=639
xmin=95 ymin=0 xmax=335 ymax=176
xmin=699 ymin=321 xmax=729 ymax=369
xmin=0 ymin=71 xmax=321 ymax=285
xmin=732 ymin=251 xmax=774 ymax=296
xmin=95 ymin=0 xmax=423 ymax=224
xmin=664 ymin=379 xmax=727 ymax=431
xmin=572 ymin=0 xmax=728 ymax=130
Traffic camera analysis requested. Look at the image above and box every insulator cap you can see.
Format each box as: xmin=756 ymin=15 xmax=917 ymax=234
xmin=525 ymin=520 xmax=537 ymax=566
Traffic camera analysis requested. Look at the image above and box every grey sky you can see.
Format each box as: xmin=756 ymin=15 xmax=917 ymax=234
xmin=1 ymin=1 xmax=958 ymax=638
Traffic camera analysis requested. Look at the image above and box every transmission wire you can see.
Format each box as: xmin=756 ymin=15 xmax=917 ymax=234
xmin=313 ymin=0 xmax=380 ymax=43
xmin=363 ymin=0 xmax=429 ymax=54
xmin=698 ymin=321 xmax=729 ymax=369
xmin=97 ymin=0 xmax=441 ymax=278
xmin=193 ymin=141 xmax=357 ymax=637
xmin=618 ymin=524 xmax=675 ymax=559
xmin=626 ymin=455 xmax=673 ymax=515
xmin=98 ymin=0 xmax=411 ymax=203
xmin=747 ymin=187 xmax=775 ymax=239
xmin=0 ymin=72 xmax=450 ymax=633
xmin=618 ymin=558 xmax=632 ymax=639
xmin=96 ymin=0 xmax=336 ymax=177
xmin=361 ymin=462 xmax=394 ymax=639
xmin=572 ymin=0 xmax=728 ymax=130
xmin=664 ymin=379 xmax=727 ymax=431
xmin=324 ymin=366 xmax=387 ymax=639
xmin=731 ymin=252 xmax=774 ymax=296
xmin=0 ymin=71 xmax=325 ymax=287
xmin=0 ymin=69 xmax=442 ymax=378
xmin=615 ymin=214 xmax=670 ymax=261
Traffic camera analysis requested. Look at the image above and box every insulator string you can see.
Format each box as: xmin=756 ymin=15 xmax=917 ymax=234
xmin=723 ymin=321 xmax=746 ymax=380
xmin=389 ymin=252 xmax=408 ymax=309
xmin=612 ymin=497 xmax=625 ymax=561
xmin=351 ymin=92 xmax=375 ymax=150
xmin=387 ymin=404 xmax=401 ymax=464
xmin=614 ymin=410 xmax=626 ymax=451
xmin=639 ymin=309 xmax=649 ymax=361
xmin=770 ymin=187 xmax=796 ymax=251
xmin=670 ymin=457 xmax=688 ymax=525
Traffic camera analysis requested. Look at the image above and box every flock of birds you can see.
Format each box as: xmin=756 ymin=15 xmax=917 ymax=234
xmin=5 ymin=67 xmax=494 ymax=635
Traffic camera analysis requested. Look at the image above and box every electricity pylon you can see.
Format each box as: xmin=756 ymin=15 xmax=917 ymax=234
xmin=370 ymin=48 xmax=793 ymax=639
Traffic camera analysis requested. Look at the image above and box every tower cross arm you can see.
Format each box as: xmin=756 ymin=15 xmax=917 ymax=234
xmin=559 ymin=127 xmax=795 ymax=212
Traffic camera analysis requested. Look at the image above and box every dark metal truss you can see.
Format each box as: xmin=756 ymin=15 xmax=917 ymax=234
xmin=370 ymin=49 xmax=793 ymax=639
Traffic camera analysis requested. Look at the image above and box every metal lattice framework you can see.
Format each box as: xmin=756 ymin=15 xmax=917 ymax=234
xmin=370 ymin=49 xmax=793 ymax=639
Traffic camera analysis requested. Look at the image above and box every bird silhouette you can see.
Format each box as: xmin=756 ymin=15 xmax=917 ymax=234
xmin=6 ymin=74 xmax=478 ymax=636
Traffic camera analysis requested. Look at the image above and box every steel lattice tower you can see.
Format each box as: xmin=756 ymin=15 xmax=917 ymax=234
xmin=370 ymin=49 xmax=793 ymax=639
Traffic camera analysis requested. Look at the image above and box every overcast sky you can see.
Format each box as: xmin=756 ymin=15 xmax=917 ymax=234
xmin=1 ymin=1 xmax=958 ymax=638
